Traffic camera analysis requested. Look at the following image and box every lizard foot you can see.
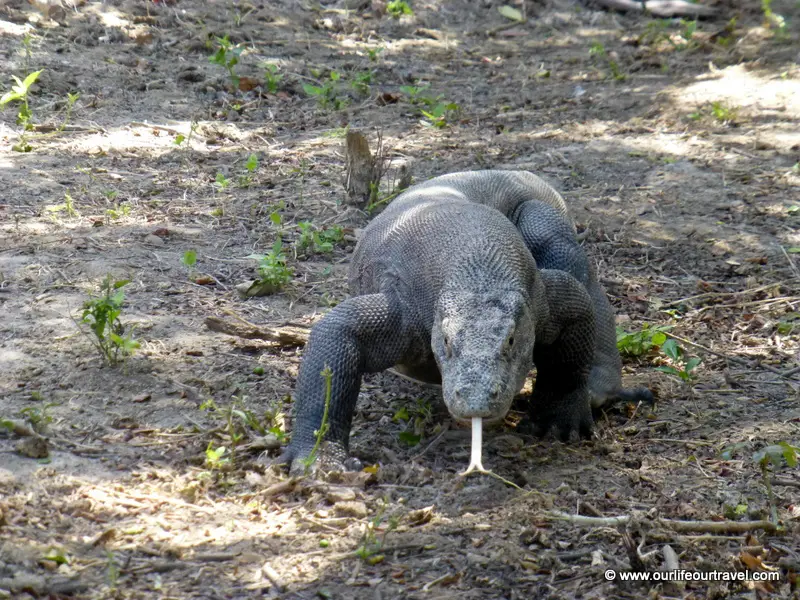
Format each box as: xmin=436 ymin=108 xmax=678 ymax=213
xmin=274 ymin=440 xmax=362 ymax=477
xmin=524 ymin=387 xmax=594 ymax=442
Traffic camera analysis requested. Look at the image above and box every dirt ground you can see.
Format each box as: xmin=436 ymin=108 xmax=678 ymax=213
xmin=1 ymin=0 xmax=799 ymax=598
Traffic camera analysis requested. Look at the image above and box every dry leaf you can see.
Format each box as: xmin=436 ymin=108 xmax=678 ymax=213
xmin=238 ymin=76 xmax=259 ymax=92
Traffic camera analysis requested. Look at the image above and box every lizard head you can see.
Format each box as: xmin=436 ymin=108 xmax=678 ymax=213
xmin=432 ymin=289 xmax=535 ymax=422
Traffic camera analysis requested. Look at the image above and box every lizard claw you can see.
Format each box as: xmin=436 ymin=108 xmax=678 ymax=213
xmin=276 ymin=440 xmax=360 ymax=477
xmin=527 ymin=386 xmax=594 ymax=441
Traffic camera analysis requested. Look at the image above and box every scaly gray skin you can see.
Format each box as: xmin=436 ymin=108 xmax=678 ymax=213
xmin=409 ymin=170 xmax=652 ymax=408
xmin=281 ymin=184 xmax=599 ymax=473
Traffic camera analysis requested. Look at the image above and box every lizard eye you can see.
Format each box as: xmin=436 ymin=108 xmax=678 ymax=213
xmin=504 ymin=331 xmax=515 ymax=353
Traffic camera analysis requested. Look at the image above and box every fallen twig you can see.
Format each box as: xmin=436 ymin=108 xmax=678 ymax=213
xmin=204 ymin=313 xmax=309 ymax=348
xmin=591 ymin=0 xmax=717 ymax=17
xmin=545 ymin=511 xmax=778 ymax=533
xmin=666 ymin=332 xmax=799 ymax=381
xmin=662 ymin=279 xmax=795 ymax=308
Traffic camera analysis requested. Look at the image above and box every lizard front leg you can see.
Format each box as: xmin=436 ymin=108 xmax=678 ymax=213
xmin=530 ymin=269 xmax=596 ymax=440
xmin=512 ymin=200 xmax=651 ymax=409
xmin=280 ymin=293 xmax=411 ymax=473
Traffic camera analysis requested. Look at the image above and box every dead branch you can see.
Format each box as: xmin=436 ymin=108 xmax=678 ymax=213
xmin=666 ymin=332 xmax=800 ymax=381
xmin=204 ymin=316 xmax=308 ymax=348
xmin=591 ymin=0 xmax=718 ymax=17
xmin=545 ymin=511 xmax=778 ymax=533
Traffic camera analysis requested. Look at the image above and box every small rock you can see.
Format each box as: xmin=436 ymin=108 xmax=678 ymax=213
xmin=16 ymin=435 xmax=49 ymax=459
xmin=178 ymin=68 xmax=205 ymax=83
xmin=466 ymin=552 xmax=490 ymax=566
xmin=144 ymin=234 xmax=165 ymax=246
xmin=407 ymin=505 xmax=435 ymax=526
xmin=132 ymin=393 xmax=151 ymax=403
xmin=248 ymin=435 xmax=281 ymax=452
xmin=333 ymin=501 xmax=368 ymax=519
xmin=0 ymin=469 xmax=15 ymax=487
xmin=325 ymin=487 xmax=356 ymax=503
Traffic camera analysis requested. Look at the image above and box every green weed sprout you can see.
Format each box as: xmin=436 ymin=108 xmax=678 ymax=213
xmin=263 ymin=63 xmax=282 ymax=93
xmin=300 ymin=366 xmax=333 ymax=473
xmin=387 ymin=0 xmax=413 ymax=18
xmin=1 ymin=69 xmax=43 ymax=152
xmin=209 ymin=35 xmax=243 ymax=88
xmin=295 ymin=222 xmax=344 ymax=256
xmin=588 ymin=41 xmax=625 ymax=81
xmin=248 ymin=239 xmax=293 ymax=293
xmin=80 ymin=277 xmax=139 ymax=366
xmin=656 ymin=338 xmax=701 ymax=382
xmin=616 ymin=324 xmax=671 ymax=356
xmin=303 ymin=71 xmax=347 ymax=109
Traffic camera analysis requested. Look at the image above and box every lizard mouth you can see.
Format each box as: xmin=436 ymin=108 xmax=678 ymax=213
xmin=452 ymin=414 xmax=505 ymax=426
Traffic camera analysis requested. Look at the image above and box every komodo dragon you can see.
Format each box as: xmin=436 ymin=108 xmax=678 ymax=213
xmin=280 ymin=170 xmax=650 ymax=473
xmin=407 ymin=170 xmax=652 ymax=410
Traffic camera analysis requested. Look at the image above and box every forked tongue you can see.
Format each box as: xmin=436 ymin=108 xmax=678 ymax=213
xmin=462 ymin=417 xmax=484 ymax=474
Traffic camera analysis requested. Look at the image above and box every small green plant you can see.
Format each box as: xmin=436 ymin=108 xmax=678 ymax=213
xmin=420 ymin=101 xmax=460 ymax=128
xmin=303 ymin=71 xmax=347 ymax=109
xmin=199 ymin=398 xmax=218 ymax=411
xmin=690 ymin=101 xmax=738 ymax=124
xmin=351 ymin=71 xmax=373 ymax=96
xmin=761 ymin=0 xmax=787 ymax=36
xmin=263 ymin=63 xmax=282 ymax=93
xmin=1 ymin=69 xmax=43 ymax=152
xmin=269 ymin=209 xmax=284 ymax=231
xmin=710 ymin=101 xmax=737 ymax=124
xmin=399 ymin=84 xmax=429 ymax=104
xmin=214 ymin=172 xmax=231 ymax=190
xmin=393 ymin=398 xmax=434 ymax=447
xmin=209 ymin=35 xmax=243 ymax=88
xmin=656 ymin=338 xmax=701 ymax=382
xmin=79 ymin=277 xmax=139 ymax=366
xmin=300 ymin=366 xmax=333 ymax=473
xmin=387 ymin=0 xmax=413 ymax=18
xmin=237 ymin=153 xmax=259 ymax=187
xmin=249 ymin=239 xmax=293 ymax=292
xmin=755 ymin=442 xmax=798 ymax=524
xmin=639 ymin=19 xmax=671 ymax=46
xmin=43 ymin=548 xmax=69 ymax=566
xmin=616 ymin=324 xmax=671 ymax=357
xmin=678 ymin=19 xmax=698 ymax=48
xmin=355 ymin=498 xmax=399 ymax=564
xmin=21 ymin=32 xmax=34 ymax=72
xmin=105 ymin=550 xmax=120 ymax=590
xmin=322 ymin=125 xmax=350 ymax=138
xmin=105 ymin=197 xmax=131 ymax=222
xmin=367 ymin=46 xmax=384 ymax=61
xmin=20 ymin=403 xmax=57 ymax=432
xmin=220 ymin=396 xmax=253 ymax=465
xmin=366 ymin=184 xmax=401 ymax=215
xmin=588 ymin=42 xmax=625 ymax=81
xmin=263 ymin=402 xmax=287 ymax=442
xmin=174 ymin=120 xmax=199 ymax=148
xmin=59 ymin=92 xmax=80 ymax=132
xmin=294 ymin=222 xmax=344 ymax=256
xmin=205 ymin=442 xmax=230 ymax=470
xmin=776 ymin=312 xmax=799 ymax=335
xmin=400 ymin=85 xmax=459 ymax=127
xmin=182 ymin=249 xmax=198 ymax=279
xmin=45 ymin=192 xmax=80 ymax=220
